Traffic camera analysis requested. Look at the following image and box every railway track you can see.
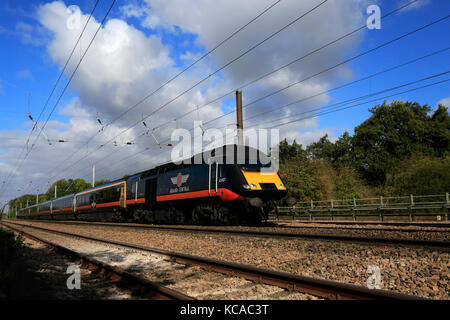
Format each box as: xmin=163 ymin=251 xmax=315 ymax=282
xmin=1 ymin=220 xmax=425 ymax=300
xmin=1 ymin=221 xmax=192 ymax=300
xmin=272 ymin=219 xmax=450 ymax=228
xmin=272 ymin=223 xmax=449 ymax=233
xmin=11 ymin=219 xmax=450 ymax=249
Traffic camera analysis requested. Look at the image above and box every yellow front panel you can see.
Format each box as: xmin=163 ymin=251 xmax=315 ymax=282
xmin=241 ymin=170 xmax=285 ymax=190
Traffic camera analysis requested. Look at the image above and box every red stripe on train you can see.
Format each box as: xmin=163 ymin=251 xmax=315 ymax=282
xmin=156 ymin=188 xmax=244 ymax=202
xmin=126 ymin=198 xmax=145 ymax=205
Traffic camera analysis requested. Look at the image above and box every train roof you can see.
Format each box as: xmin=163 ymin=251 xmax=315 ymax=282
xmin=75 ymin=180 xmax=125 ymax=195
xmin=133 ymin=144 xmax=271 ymax=178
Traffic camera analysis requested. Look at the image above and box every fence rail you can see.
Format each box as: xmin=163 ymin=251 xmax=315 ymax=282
xmin=273 ymin=193 xmax=450 ymax=222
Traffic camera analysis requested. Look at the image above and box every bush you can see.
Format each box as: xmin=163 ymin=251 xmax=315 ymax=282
xmin=385 ymin=154 xmax=450 ymax=196
xmin=334 ymin=166 xmax=374 ymax=200
xmin=279 ymin=159 xmax=373 ymax=202
xmin=0 ymin=227 xmax=24 ymax=295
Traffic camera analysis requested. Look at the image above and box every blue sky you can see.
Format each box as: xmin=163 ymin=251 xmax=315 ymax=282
xmin=322 ymin=0 xmax=450 ymax=133
xmin=0 ymin=0 xmax=449 ymax=203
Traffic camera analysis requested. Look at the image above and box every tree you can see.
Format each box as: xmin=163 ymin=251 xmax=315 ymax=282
xmin=351 ymin=101 xmax=449 ymax=185
xmin=46 ymin=178 xmax=92 ymax=199
xmin=428 ymin=104 xmax=450 ymax=157
xmin=385 ymin=154 xmax=450 ymax=196
xmin=306 ymin=134 xmax=334 ymax=161
xmin=94 ymin=179 xmax=111 ymax=187
xmin=278 ymin=139 xmax=306 ymax=163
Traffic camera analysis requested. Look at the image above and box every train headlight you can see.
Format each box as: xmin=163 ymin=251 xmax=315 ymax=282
xmin=279 ymin=184 xmax=286 ymax=189
xmin=243 ymin=184 xmax=250 ymax=190
xmin=251 ymin=184 xmax=257 ymax=189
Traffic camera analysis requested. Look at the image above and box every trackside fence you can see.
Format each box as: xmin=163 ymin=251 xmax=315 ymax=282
xmin=273 ymin=193 xmax=450 ymax=222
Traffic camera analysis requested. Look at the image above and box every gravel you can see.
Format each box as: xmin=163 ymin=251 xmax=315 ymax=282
xmin=6 ymin=222 xmax=317 ymax=300
xmin=142 ymin=223 xmax=450 ymax=242
xmin=8 ymin=235 xmax=143 ymax=299
xmin=10 ymin=220 xmax=450 ymax=299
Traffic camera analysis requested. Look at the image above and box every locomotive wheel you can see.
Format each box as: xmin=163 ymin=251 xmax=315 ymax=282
xmin=191 ymin=206 xmax=202 ymax=224
xmin=218 ymin=207 xmax=236 ymax=225
xmin=133 ymin=209 xmax=146 ymax=223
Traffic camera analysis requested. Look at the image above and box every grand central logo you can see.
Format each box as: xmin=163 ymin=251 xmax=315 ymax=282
xmin=171 ymin=173 xmax=189 ymax=187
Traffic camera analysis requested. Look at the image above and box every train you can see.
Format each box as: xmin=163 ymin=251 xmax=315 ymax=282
xmin=16 ymin=144 xmax=289 ymax=224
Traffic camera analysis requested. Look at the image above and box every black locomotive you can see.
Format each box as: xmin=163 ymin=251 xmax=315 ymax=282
xmin=17 ymin=144 xmax=288 ymax=224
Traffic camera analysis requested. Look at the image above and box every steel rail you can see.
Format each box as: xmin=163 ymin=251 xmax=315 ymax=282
xmin=12 ymin=219 xmax=450 ymax=248
xmin=273 ymin=220 xmax=450 ymax=228
xmin=23 ymin=218 xmax=450 ymax=233
xmin=2 ymin=220 xmax=426 ymax=300
xmin=1 ymin=221 xmax=193 ymax=300
xmin=270 ymin=223 xmax=449 ymax=233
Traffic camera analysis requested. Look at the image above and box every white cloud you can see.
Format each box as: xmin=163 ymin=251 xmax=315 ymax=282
xmin=15 ymin=21 xmax=47 ymax=46
xmin=119 ymin=2 xmax=147 ymax=19
xmin=398 ymin=0 xmax=431 ymax=11
xmin=437 ymin=97 xmax=450 ymax=108
xmin=15 ymin=69 xmax=34 ymax=81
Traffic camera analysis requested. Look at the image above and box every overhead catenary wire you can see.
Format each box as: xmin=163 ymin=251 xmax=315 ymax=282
xmin=26 ymin=0 xmax=117 ymax=157
xmin=242 ymin=47 xmax=450 ymax=124
xmin=34 ymin=0 xmax=330 ymax=187
xmin=59 ymin=46 xmax=450 ymax=184
xmin=135 ymin=0 xmax=422 ymax=138
xmin=23 ymin=7 xmax=448 ymax=195
xmin=265 ymin=77 xmax=450 ymax=130
xmin=42 ymin=0 xmax=285 ymax=182
xmin=65 ymin=70 xmax=450 ymax=185
xmin=103 ymin=0 xmax=283 ymax=129
xmin=34 ymin=0 xmax=421 ymax=190
xmin=198 ymin=14 xmax=450 ymax=129
xmin=0 ymin=0 xmax=102 ymax=198
xmin=105 ymin=73 xmax=450 ymax=181
xmin=0 ymin=0 xmax=115 ymax=200
xmin=12 ymin=1 xmax=444 ymax=199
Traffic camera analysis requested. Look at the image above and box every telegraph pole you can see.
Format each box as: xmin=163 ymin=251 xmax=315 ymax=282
xmin=55 ymin=184 xmax=57 ymax=199
xmin=236 ymin=90 xmax=243 ymax=145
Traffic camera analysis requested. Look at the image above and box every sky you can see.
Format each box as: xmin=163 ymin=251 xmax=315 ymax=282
xmin=0 ymin=0 xmax=449 ymax=207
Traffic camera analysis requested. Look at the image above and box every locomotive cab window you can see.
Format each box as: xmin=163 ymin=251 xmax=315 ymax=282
xmin=239 ymin=157 xmax=273 ymax=172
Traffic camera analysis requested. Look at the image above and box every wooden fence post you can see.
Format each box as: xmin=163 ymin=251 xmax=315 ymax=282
xmin=445 ymin=193 xmax=449 ymax=222
xmin=330 ymin=199 xmax=334 ymax=221
xmin=409 ymin=194 xmax=414 ymax=222
xmin=379 ymin=196 xmax=383 ymax=221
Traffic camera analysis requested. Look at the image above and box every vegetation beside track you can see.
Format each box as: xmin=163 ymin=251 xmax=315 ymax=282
xmin=0 ymin=226 xmax=24 ymax=298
